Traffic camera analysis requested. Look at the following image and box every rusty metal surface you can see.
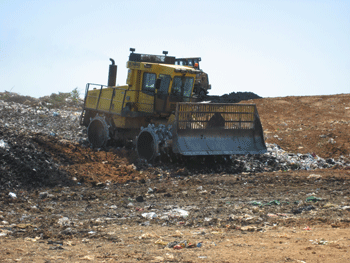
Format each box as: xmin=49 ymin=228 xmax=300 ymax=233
xmin=172 ymin=103 xmax=266 ymax=155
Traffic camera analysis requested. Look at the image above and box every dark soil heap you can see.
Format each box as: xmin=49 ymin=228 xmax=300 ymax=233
xmin=205 ymin=91 xmax=261 ymax=103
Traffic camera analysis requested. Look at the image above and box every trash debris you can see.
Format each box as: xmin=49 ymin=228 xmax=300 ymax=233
xmin=166 ymin=241 xmax=179 ymax=248
xmin=0 ymin=139 xmax=9 ymax=149
xmin=307 ymin=174 xmax=321 ymax=179
xmin=39 ymin=192 xmax=48 ymax=199
xmin=139 ymin=232 xmax=159 ymax=239
xmin=241 ymin=226 xmax=257 ymax=232
xmin=267 ymin=213 xmax=278 ymax=217
xmin=250 ymin=201 xmax=263 ymax=206
xmin=323 ymin=203 xmax=337 ymax=208
xmin=174 ymin=244 xmax=183 ymax=249
xmin=250 ymin=200 xmax=289 ymax=206
xmin=167 ymin=208 xmax=189 ymax=218
xmin=164 ymin=240 xmax=196 ymax=249
xmin=292 ymin=205 xmax=315 ymax=214
xmin=265 ymin=200 xmax=281 ymax=206
xmin=306 ymin=196 xmax=322 ymax=202
xmin=142 ymin=212 xmax=157 ymax=219
xmin=136 ymin=196 xmax=144 ymax=202
xmin=155 ymin=239 xmax=168 ymax=246
xmin=8 ymin=192 xmax=17 ymax=199
xmin=58 ymin=217 xmax=71 ymax=226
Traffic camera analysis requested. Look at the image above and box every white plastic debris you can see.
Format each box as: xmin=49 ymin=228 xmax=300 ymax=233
xmin=0 ymin=139 xmax=8 ymax=149
xmin=58 ymin=217 xmax=71 ymax=226
xmin=8 ymin=192 xmax=16 ymax=199
xmin=141 ymin=212 xmax=158 ymax=219
xmin=167 ymin=208 xmax=189 ymax=218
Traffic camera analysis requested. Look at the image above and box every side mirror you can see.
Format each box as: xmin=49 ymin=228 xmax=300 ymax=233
xmin=155 ymin=78 xmax=161 ymax=90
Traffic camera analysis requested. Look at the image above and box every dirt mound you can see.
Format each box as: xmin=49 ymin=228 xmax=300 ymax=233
xmin=0 ymin=129 xmax=72 ymax=189
xmin=252 ymin=94 xmax=350 ymax=158
xmin=205 ymin=91 xmax=261 ymax=103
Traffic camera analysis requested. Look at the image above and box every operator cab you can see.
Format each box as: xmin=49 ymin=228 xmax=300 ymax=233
xmin=175 ymin=57 xmax=201 ymax=70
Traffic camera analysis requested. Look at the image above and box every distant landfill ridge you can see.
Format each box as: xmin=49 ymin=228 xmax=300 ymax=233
xmin=0 ymin=90 xmax=262 ymax=108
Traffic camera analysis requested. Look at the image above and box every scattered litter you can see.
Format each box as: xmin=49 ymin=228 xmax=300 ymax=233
xmin=164 ymin=240 xmax=196 ymax=249
xmin=57 ymin=217 xmax=71 ymax=226
xmin=306 ymin=196 xmax=322 ymax=202
xmin=307 ymin=174 xmax=321 ymax=179
xmin=139 ymin=232 xmax=159 ymax=239
xmin=241 ymin=226 xmax=257 ymax=231
xmin=167 ymin=208 xmax=189 ymax=218
xmin=0 ymin=139 xmax=9 ymax=149
xmin=8 ymin=192 xmax=17 ymax=199
xmin=155 ymin=239 xmax=168 ymax=246
xmin=292 ymin=205 xmax=315 ymax=214
xmin=141 ymin=212 xmax=157 ymax=219
xmin=136 ymin=196 xmax=144 ymax=202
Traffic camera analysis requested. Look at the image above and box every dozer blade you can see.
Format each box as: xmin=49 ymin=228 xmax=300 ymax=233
xmin=172 ymin=103 xmax=267 ymax=156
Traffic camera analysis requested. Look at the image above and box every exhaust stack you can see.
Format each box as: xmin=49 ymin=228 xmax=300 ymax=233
xmin=108 ymin=58 xmax=117 ymax=87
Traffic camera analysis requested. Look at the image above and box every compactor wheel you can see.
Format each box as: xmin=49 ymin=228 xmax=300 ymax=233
xmin=136 ymin=124 xmax=173 ymax=162
xmin=136 ymin=126 xmax=159 ymax=162
xmin=87 ymin=115 xmax=110 ymax=148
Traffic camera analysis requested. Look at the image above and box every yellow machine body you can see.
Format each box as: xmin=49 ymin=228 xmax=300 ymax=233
xmin=81 ymin=49 xmax=267 ymax=161
xmin=83 ymin=61 xmax=198 ymax=129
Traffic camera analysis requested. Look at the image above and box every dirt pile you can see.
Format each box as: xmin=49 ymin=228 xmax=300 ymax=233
xmin=205 ymin=91 xmax=261 ymax=103
xmin=0 ymin=129 xmax=71 ymax=189
xmin=253 ymin=94 xmax=350 ymax=158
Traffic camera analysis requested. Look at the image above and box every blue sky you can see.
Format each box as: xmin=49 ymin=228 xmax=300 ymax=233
xmin=1 ymin=0 xmax=349 ymax=98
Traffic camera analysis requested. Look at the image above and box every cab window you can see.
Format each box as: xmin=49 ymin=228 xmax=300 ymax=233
xmin=158 ymin=74 xmax=171 ymax=95
xmin=142 ymin=72 xmax=156 ymax=94
xmin=171 ymin=76 xmax=194 ymax=98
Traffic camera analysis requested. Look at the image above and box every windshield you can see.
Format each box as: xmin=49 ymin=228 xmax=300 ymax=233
xmin=171 ymin=76 xmax=194 ymax=98
xmin=142 ymin=72 xmax=156 ymax=94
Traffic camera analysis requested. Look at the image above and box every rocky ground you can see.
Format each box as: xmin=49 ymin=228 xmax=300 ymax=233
xmin=0 ymin=91 xmax=350 ymax=262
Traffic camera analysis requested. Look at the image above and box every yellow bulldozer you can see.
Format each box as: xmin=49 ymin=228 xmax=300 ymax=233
xmin=80 ymin=48 xmax=266 ymax=161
